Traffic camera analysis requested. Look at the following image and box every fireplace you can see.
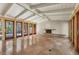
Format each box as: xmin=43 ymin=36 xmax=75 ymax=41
xmin=45 ymin=29 xmax=52 ymax=34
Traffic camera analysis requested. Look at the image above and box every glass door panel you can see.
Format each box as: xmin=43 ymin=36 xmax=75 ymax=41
xmin=5 ymin=21 xmax=14 ymax=55
xmin=16 ymin=22 xmax=22 ymax=53
xmin=29 ymin=23 xmax=32 ymax=45
xmin=24 ymin=23 xmax=28 ymax=49
xmin=0 ymin=21 xmax=2 ymax=54
xmin=33 ymin=24 xmax=37 ymax=43
xmin=24 ymin=23 xmax=28 ymax=36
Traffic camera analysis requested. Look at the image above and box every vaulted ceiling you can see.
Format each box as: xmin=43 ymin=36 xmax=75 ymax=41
xmin=0 ymin=3 xmax=76 ymax=23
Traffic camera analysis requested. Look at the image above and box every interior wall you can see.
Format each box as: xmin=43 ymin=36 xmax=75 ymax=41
xmin=37 ymin=21 xmax=46 ymax=34
xmin=37 ymin=20 xmax=69 ymax=37
xmin=61 ymin=22 xmax=69 ymax=37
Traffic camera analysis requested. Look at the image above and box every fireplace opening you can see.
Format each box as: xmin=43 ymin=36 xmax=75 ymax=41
xmin=46 ymin=29 xmax=52 ymax=34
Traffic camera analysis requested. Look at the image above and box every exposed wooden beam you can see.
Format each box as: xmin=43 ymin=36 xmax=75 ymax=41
xmin=44 ymin=11 xmax=72 ymax=16
xmin=21 ymin=20 xmax=24 ymax=54
xmin=13 ymin=19 xmax=17 ymax=55
xmin=1 ymin=18 xmax=6 ymax=55
xmin=16 ymin=3 xmax=44 ymax=18
xmin=39 ymin=8 xmax=74 ymax=13
xmin=16 ymin=3 xmax=49 ymax=21
xmin=46 ymin=13 xmax=71 ymax=16
xmin=50 ymin=20 xmax=69 ymax=22
xmin=31 ymin=3 xmax=58 ymax=9
xmin=35 ymin=9 xmax=51 ymax=21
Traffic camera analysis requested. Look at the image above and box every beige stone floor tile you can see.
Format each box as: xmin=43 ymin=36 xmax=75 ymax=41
xmin=0 ymin=34 xmax=78 ymax=55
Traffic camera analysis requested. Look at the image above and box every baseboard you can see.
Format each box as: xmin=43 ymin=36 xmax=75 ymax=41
xmin=53 ymin=34 xmax=69 ymax=38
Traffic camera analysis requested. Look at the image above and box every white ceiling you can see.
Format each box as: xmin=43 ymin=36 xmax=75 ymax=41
xmin=18 ymin=11 xmax=33 ymax=19
xmin=5 ymin=4 xmax=24 ymax=17
xmin=0 ymin=3 xmax=76 ymax=23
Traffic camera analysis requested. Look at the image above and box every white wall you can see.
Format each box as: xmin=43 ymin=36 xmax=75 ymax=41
xmin=37 ymin=20 xmax=69 ymax=37
xmin=61 ymin=22 xmax=69 ymax=37
xmin=37 ymin=21 xmax=46 ymax=34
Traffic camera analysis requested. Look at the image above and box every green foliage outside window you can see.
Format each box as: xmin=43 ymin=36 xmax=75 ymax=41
xmin=0 ymin=26 xmax=2 ymax=31
xmin=7 ymin=25 xmax=13 ymax=33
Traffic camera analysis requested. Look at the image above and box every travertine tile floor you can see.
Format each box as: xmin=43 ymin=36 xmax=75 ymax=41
xmin=18 ymin=34 xmax=78 ymax=55
xmin=0 ymin=34 xmax=78 ymax=55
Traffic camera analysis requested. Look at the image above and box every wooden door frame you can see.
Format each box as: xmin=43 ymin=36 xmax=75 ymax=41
xmin=1 ymin=18 xmax=6 ymax=54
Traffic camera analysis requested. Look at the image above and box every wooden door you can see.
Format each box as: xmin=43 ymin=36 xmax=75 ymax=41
xmin=0 ymin=19 xmax=6 ymax=55
xmin=69 ymin=17 xmax=75 ymax=46
xmin=70 ymin=17 xmax=75 ymax=46
xmin=76 ymin=12 xmax=79 ymax=51
xmin=71 ymin=18 xmax=74 ymax=44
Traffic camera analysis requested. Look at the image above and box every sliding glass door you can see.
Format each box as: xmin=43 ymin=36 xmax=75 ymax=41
xmin=28 ymin=23 xmax=33 ymax=45
xmin=24 ymin=23 xmax=28 ymax=48
xmin=0 ymin=21 xmax=2 ymax=54
xmin=16 ymin=22 xmax=22 ymax=53
xmin=5 ymin=21 xmax=14 ymax=54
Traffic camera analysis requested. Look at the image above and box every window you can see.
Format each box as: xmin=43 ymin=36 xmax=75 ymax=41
xmin=29 ymin=23 xmax=32 ymax=35
xmin=0 ymin=22 xmax=2 ymax=34
xmin=5 ymin=21 xmax=14 ymax=39
xmin=16 ymin=22 xmax=22 ymax=37
xmin=24 ymin=23 xmax=28 ymax=35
